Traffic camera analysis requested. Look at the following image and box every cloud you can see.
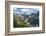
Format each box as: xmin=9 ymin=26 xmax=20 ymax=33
xmin=13 ymin=8 xmax=39 ymax=15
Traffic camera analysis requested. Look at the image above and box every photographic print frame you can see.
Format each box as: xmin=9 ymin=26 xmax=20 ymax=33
xmin=5 ymin=1 xmax=45 ymax=36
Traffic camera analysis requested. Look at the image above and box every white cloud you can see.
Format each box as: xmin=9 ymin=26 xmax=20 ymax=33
xmin=13 ymin=8 xmax=39 ymax=15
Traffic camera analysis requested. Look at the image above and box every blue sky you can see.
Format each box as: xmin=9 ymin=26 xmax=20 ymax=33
xmin=13 ymin=8 xmax=39 ymax=15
